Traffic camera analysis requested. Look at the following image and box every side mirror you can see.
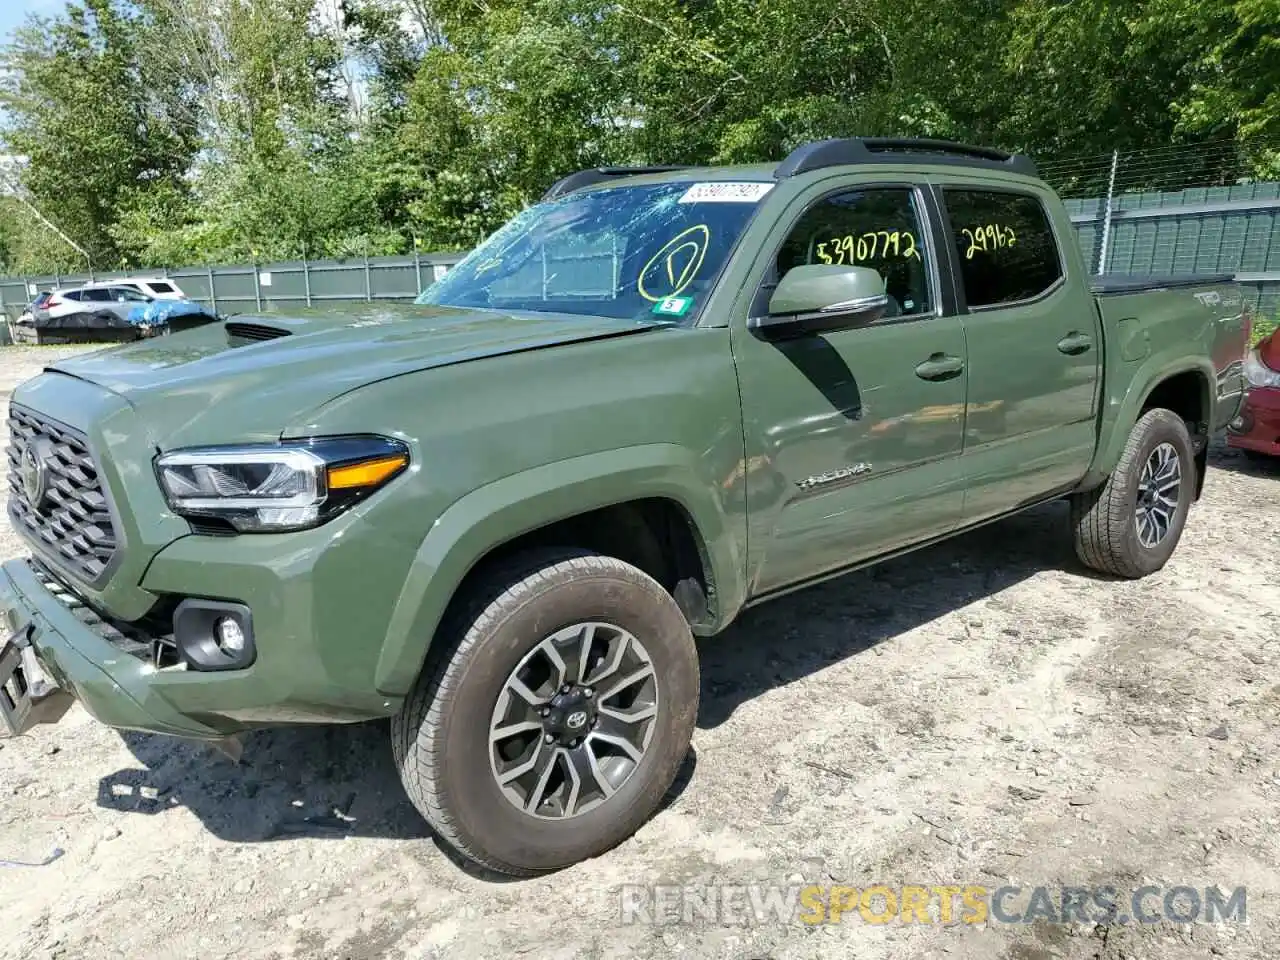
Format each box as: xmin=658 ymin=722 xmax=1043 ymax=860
xmin=750 ymin=265 xmax=890 ymax=340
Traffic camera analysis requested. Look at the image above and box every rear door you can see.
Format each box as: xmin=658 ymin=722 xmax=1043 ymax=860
xmin=103 ymin=286 xmax=151 ymax=320
xmin=731 ymin=178 xmax=969 ymax=597
xmin=934 ymin=183 xmax=1101 ymax=521
xmin=76 ymin=287 xmax=117 ymax=319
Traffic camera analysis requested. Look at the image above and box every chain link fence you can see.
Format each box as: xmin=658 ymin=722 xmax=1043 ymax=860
xmin=1041 ymin=139 xmax=1280 ymax=317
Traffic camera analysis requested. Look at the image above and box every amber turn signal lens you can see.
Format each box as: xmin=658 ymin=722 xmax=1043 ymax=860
xmin=327 ymin=454 xmax=408 ymax=490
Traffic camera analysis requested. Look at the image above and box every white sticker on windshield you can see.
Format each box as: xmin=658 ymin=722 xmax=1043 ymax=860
xmin=678 ymin=182 xmax=774 ymax=204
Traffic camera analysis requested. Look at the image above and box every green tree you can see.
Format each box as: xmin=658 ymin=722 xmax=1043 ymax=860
xmin=1143 ymin=0 xmax=1280 ymax=175
xmin=114 ymin=0 xmax=395 ymax=263
xmin=0 ymin=0 xmax=196 ymax=269
xmin=2 ymin=0 xmax=1278 ymax=270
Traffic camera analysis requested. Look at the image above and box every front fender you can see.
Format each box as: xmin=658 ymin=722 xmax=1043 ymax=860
xmin=374 ymin=444 xmax=746 ymax=696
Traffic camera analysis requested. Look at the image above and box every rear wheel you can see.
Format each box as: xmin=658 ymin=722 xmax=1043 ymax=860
xmin=391 ymin=549 xmax=699 ymax=876
xmin=1071 ymin=408 xmax=1195 ymax=578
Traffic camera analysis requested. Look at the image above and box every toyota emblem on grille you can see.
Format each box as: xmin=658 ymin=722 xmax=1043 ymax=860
xmin=19 ymin=439 xmax=52 ymax=509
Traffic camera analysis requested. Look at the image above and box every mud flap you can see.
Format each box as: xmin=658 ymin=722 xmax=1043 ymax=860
xmin=1191 ymin=431 xmax=1208 ymax=501
xmin=0 ymin=624 xmax=74 ymax=737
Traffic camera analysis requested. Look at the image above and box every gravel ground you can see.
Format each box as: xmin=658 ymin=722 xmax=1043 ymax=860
xmin=0 ymin=343 xmax=1277 ymax=960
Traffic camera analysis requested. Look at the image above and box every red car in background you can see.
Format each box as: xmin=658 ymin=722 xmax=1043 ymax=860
xmin=1229 ymin=327 xmax=1280 ymax=458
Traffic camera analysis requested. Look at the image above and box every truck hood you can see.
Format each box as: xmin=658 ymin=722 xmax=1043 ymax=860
xmin=45 ymin=303 xmax=658 ymax=448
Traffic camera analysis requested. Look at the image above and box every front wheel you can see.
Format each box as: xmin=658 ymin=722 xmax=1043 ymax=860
xmin=1071 ymin=408 xmax=1195 ymax=578
xmin=391 ymin=549 xmax=699 ymax=876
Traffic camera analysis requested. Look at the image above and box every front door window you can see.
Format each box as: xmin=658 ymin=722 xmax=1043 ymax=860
xmin=773 ymin=188 xmax=935 ymax=318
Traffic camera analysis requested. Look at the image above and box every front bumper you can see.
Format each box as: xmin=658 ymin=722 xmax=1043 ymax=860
xmin=0 ymin=558 xmax=214 ymax=737
xmin=0 ymin=547 xmax=408 ymax=739
xmin=1227 ymin=386 xmax=1280 ymax=456
xmin=3 ymin=370 xmax=429 ymax=738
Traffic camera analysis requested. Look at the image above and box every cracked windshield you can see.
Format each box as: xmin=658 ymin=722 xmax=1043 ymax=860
xmin=416 ymin=181 xmax=770 ymax=322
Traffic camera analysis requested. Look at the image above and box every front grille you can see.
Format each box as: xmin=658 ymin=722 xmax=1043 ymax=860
xmin=7 ymin=405 xmax=119 ymax=582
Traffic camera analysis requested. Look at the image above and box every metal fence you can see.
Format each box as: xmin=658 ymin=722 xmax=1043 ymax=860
xmin=0 ymin=252 xmax=467 ymax=323
xmin=1059 ymin=183 xmax=1280 ymax=317
xmin=1043 ymin=142 xmax=1280 ymax=318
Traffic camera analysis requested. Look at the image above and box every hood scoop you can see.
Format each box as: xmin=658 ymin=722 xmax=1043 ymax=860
xmin=225 ymin=320 xmax=291 ymax=343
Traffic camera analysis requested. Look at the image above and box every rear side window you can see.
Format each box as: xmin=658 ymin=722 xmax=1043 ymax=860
xmin=109 ymin=287 xmax=150 ymax=301
xmin=61 ymin=291 xmax=82 ymax=301
xmin=943 ymin=190 xmax=1063 ymax=307
xmin=80 ymin=288 xmax=112 ymax=302
xmin=146 ymin=281 xmax=175 ymax=294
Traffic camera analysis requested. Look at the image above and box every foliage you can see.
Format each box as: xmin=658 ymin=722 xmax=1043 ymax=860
xmin=0 ymin=0 xmax=1276 ymax=272
xmin=1148 ymin=0 xmax=1280 ymax=177
xmin=1252 ymin=312 xmax=1279 ymax=347
xmin=0 ymin=0 xmax=196 ymax=270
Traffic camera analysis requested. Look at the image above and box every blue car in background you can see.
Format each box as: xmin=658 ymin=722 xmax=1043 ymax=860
xmin=124 ymin=296 xmax=219 ymax=333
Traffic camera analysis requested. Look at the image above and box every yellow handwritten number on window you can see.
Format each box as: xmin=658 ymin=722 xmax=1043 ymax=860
xmin=815 ymin=231 xmax=919 ymax=265
xmin=961 ymin=224 xmax=1017 ymax=260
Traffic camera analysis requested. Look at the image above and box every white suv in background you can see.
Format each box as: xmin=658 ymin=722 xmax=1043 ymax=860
xmin=82 ymin=277 xmax=188 ymax=300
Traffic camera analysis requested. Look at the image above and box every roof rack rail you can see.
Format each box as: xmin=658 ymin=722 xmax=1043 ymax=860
xmin=775 ymin=138 xmax=1038 ymax=179
xmin=541 ymin=166 xmax=689 ymax=201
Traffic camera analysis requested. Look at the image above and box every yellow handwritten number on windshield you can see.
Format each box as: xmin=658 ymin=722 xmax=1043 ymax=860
xmin=815 ymin=231 xmax=919 ymax=265
xmin=638 ymin=225 xmax=711 ymax=302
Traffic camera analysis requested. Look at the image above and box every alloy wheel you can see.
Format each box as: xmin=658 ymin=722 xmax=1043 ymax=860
xmin=488 ymin=622 xmax=659 ymax=820
xmin=1135 ymin=441 xmax=1181 ymax=548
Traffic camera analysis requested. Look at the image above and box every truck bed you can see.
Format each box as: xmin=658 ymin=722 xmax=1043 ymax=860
xmin=1091 ymin=273 xmax=1236 ymax=295
xmin=1090 ymin=273 xmax=1248 ymax=437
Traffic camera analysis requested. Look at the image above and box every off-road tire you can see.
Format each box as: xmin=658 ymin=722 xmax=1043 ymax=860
xmin=391 ymin=548 xmax=699 ymax=877
xmin=1071 ymin=408 xmax=1195 ymax=578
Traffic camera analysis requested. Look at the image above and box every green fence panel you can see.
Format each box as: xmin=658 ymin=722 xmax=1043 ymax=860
xmin=305 ymin=260 xmax=368 ymax=303
xmin=169 ymin=268 xmax=215 ymax=305
xmin=366 ymin=257 xmax=424 ymax=300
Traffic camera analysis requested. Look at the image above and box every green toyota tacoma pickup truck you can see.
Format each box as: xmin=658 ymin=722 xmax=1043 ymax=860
xmin=0 ymin=139 xmax=1250 ymax=876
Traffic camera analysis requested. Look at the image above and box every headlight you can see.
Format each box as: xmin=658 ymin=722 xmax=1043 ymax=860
xmin=1244 ymin=348 xmax=1280 ymax=389
xmin=155 ymin=436 xmax=409 ymax=532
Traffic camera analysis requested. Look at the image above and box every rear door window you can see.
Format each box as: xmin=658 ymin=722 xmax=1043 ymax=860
xmin=80 ymin=288 xmax=112 ymax=302
xmin=146 ymin=281 xmax=176 ymax=294
xmin=942 ymin=190 xmax=1063 ymax=308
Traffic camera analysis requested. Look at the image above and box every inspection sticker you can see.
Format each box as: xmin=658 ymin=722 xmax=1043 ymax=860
xmin=652 ymin=296 xmax=694 ymax=317
xmin=678 ymin=182 xmax=774 ymax=204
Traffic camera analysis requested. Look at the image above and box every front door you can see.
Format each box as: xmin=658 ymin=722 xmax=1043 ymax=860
xmin=934 ymin=184 xmax=1102 ymax=521
xmin=731 ymin=182 xmax=969 ymax=597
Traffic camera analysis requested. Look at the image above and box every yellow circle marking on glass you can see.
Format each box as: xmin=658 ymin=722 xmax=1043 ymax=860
xmin=638 ymin=225 xmax=711 ymax=302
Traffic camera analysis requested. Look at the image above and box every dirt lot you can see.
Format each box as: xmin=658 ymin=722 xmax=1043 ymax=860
xmin=0 ymin=343 xmax=1276 ymax=960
